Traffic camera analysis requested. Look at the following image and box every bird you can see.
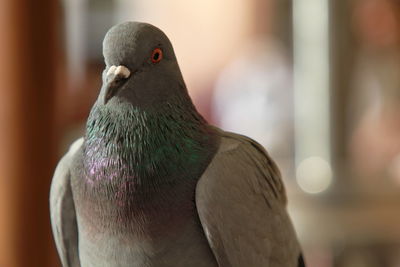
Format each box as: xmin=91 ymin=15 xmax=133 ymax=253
xmin=50 ymin=21 xmax=305 ymax=267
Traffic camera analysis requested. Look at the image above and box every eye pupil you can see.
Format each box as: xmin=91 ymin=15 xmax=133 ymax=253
xmin=151 ymin=48 xmax=163 ymax=63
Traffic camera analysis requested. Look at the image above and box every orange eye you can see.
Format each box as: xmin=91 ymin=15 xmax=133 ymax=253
xmin=151 ymin=48 xmax=163 ymax=63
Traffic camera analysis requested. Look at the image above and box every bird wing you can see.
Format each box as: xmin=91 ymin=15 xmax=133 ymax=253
xmin=196 ymin=130 xmax=301 ymax=267
xmin=50 ymin=138 xmax=83 ymax=267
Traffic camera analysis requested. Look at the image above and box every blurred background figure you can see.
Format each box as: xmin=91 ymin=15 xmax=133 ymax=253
xmin=212 ymin=0 xmax=294 ymax=178
xmin=3 ymin=0 xmax=400 ymax=266
xmin=350 ymin=0 xmax=400 ymax=187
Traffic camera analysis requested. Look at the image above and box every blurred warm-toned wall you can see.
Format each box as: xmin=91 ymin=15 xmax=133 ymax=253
xmin=0 ymin=0 xmax=60 ymax=266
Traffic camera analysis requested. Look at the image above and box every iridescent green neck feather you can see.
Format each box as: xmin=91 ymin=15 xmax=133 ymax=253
xmin=83 ymin=95 xmax=218 ymax=190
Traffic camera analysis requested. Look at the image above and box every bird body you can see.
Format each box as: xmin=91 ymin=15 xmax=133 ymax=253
xmin=50 ymin=21 xmax=304 ymax=267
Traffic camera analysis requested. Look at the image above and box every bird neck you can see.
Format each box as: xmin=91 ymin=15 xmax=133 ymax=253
xmin=83 ymin=96 xmax=218 ymax=189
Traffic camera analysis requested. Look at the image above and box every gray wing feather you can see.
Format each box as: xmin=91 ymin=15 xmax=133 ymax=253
xmin=50 ymin=138 xmax=83 ymax=267
xmin=196 ymin=130 xmax=300 ymax=267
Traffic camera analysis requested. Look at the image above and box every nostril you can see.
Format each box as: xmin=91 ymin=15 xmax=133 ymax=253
xmin=115 ymin=66 xmax=131 ymax=78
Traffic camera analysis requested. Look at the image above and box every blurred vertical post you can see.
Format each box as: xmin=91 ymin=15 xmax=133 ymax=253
xmin=330 ymin=1 xmax=356 ymax=168
xmin=293 ymin=0 xmax=332 ymax=193
xmin=65 ymin=0 xmax=87 ymax=88
xmin=0 ymin=0 xmax=59 ymax=266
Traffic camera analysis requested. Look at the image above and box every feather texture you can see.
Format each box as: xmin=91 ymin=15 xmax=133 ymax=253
xmin=196 ymin=130 xmax=301 ymax=267
xmin=50 ymin=138 xmax=83 ymax=267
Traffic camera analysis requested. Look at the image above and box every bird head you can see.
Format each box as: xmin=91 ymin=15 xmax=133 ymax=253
xmin=100 ymin=22 xmax=186 ymax=108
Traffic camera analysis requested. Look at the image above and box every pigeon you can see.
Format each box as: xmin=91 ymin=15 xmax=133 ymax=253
xmin=50 ymin=21 xmax=305 ymax=267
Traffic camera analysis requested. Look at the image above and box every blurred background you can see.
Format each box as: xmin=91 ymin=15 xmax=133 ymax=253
xmin=1 ymin=0 xmax=400 ymax=266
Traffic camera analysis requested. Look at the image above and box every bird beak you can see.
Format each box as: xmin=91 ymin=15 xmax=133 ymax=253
xmin=104 ymin=65 xmax=131 ymax=104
